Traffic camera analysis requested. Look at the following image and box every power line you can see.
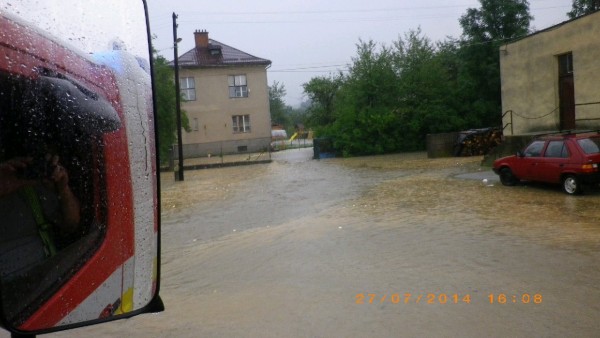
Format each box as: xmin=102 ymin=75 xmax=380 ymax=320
xmin=151 ymin=4 xmax=570 ymax=25
xmin=270 ymin=64 xmax=349 ymax=73
xmin=180 ymin=2 xmax=568 ymax=17
xmin=182 ymin=4 xmax=471 ymax=16
xmin=270 ymin=69 xmax=349 ymax=73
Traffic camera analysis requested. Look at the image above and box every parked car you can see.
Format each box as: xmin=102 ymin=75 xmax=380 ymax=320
xmin=493 ymin=132 xmax=600 ymax=195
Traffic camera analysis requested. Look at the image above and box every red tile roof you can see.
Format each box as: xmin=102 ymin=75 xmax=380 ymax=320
xmin=172 ymin=39 xmax=271 ymax=68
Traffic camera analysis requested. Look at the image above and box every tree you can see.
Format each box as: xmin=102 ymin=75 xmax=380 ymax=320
xmin=152 ymin=53 xmax=190 ymax=163
xmin=460 ymin=0 xmax=532 ymax=42
xmin=393 ymin=30 xmax=465 ymax=149
xmin=458 ymin=0 xmax=532 ymax=127
xmin=269 ymin=81 xmax=288 ymax=126
xmin=302 ymin=74 xmax=343 ymax=129
xmin=567 ymin=0 xmax=600 ymax=18
xmin=299 ymin=2 xmax=534 ymax=157
xmin=302 ymin=32 xmax=468 ymax=156
xmin=330 ymin=39 xmax=401 ymax=155
xmin=286 ymin=104 xmax=308 ymax=130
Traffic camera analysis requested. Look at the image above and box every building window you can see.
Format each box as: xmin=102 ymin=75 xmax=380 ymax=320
xmin=180 ymin=77 xmax=196 ymax=101
xmin=192 ymin=118 xmax=199 ymax=131
xmin=232 ymin=114 xmax=251 ymax=133
xmin=228 ymin=75 xmax=248 ymax=98
xmin=558 ymin=53 xmax=573 ymax=76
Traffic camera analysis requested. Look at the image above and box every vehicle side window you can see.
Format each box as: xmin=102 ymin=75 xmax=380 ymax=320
xmin=544 ymin=141 xmax=569 ymax=158
xmin=577 ymin=138 xmax=600 ymax=154
xmin=523 ymin=140 xmax=545 ymax=157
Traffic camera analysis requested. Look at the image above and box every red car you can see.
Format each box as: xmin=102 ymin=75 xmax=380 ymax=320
xmin=493 ymin=132 xmax=600 ymax=195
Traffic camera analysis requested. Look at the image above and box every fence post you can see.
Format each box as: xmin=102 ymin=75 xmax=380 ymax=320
xmin=169 ymin=145 xmax=175 ymax=172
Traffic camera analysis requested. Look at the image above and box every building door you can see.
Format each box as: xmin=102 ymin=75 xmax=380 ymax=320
xmin=558 ymin=53 xmax=575 ymax=130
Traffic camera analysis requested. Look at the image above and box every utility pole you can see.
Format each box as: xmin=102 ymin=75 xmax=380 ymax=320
xmin=172 ymin=12 xmax=184 ymax=181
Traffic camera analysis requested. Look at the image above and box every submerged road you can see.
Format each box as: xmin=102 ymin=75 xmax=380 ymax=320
xmin=27 ymin=149 xmax=600 ymax=337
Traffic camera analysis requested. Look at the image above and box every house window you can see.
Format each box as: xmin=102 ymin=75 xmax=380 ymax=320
xmin=192 ymin=118 xmax=199 ymax=131
xmin=228 ymin=75 xmax=248 ymax=98
xmin=180 ymin=77 xmax=196 ymax=101
xmin=232 ymin=114 xmax=251 ymax=133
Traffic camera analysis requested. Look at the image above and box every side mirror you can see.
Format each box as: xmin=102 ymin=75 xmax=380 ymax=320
xmin=0 ymin=1 xmax=162 ymax=336
xmin=516 ymin=150 xmax=525 ymax=158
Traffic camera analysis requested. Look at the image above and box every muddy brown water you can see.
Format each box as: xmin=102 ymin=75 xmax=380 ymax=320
xmin=11 ymin=149 xmax=600 ymax=337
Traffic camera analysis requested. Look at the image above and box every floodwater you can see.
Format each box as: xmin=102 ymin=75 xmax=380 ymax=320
xmin=14 ymin=149 xmax=600 ymax=337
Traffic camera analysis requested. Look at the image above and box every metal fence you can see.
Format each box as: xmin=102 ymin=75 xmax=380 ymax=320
xmin=163 ymin=137 xmax=272 ymax=171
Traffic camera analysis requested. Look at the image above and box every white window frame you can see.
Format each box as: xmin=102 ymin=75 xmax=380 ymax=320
xmin=228 ymin=75 xmax=248 ymax=98
xmin=180 ymin=77 xmax=196 ymax=101
xmin=232 ymin=114 xmax=251 ymax=133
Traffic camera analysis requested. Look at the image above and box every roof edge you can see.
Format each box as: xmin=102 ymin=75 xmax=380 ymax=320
xmin=502 ymin=9 xmax=600 ymax=46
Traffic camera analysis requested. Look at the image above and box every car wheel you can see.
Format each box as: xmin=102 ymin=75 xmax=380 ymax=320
xmin=562 ymin=175 xmax=582 ymax=195
xmin=499 ymin=167 xmax=518 ymax=186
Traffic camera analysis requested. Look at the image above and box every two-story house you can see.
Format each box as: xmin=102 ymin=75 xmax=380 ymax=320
xmin=173 ymin=30 xmax=272 ymax=158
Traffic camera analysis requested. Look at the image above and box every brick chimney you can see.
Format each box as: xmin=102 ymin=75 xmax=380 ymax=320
xmin=194 ymin=30 xmax=209 ymax=48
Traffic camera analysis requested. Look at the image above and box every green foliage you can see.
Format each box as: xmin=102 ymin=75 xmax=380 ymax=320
xmin=301 ymin=1 xmax=533 ymax=157
xmin=153 ymin=53 xmax=190 ymax=164
xmin=331 ymin=39 xmax=403 ymax=155
xmin=269 ymin=81 xmax=288 ymax=126
xmin=568 ymin=0 xmax=600 ymax=18
xmin=303 ymin=75 xmax=343 ymax=129
xmin=458 ymin=0 xmax=532 ymax=127
xmin=304 ymin=31 xmax=467 ymax=156
xmin=269 ymin=81 xmax=309 ymax=136
xmin=459 ymin=0 xmax=532 ymax=42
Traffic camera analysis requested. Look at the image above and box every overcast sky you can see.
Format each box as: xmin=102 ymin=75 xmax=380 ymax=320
xmin=147 ymin=0 xmax=573 ymax=107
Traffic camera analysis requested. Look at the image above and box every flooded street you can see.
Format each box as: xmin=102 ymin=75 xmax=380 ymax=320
xmin=35 ymin=149 xmax=600 ymax=336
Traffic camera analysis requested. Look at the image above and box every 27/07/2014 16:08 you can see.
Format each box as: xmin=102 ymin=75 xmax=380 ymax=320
xmin=355 ymin=293 xmax=543 ymax=304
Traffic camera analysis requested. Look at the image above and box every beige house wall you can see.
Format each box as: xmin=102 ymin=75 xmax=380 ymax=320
xmin=178 ymin=65 xmax=271 ymax=156
xmin=500 ymin=11 xmax=600 ymax=135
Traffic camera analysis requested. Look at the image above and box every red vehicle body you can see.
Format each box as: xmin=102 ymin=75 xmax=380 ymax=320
xmin=493 ymin=132 xmax=600 ymax=194
xmin=0 ymin=8 xmax=160 ymax=334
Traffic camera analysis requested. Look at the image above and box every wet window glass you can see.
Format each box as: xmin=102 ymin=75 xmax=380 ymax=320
xmin=0 ymin=63 xmax=115 ymax=328
xmin=544 ymin=141 xmax=569 ymax=158
xmin=578 ymin=137 xmax=600 ymax=154
xmin=523 ymin=140 xmax=545 ymax=157
xmin=180 ymin=77 xmax=197 ymax=101
xmin=229 ymin=75 xmax=249 ymax=98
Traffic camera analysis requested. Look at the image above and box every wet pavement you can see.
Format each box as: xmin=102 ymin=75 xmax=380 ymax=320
xmin=11 ymin=148 xmax=600 ymax=337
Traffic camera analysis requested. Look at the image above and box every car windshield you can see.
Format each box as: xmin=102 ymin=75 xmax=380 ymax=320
xmin=577 ymin=137 xmax=600 ymax=154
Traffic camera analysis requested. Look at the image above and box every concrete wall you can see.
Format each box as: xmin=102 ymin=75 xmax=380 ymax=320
xmin=500 ymin=11 xmax=600 ymax=135
xmin=426 ymin=132 xmax=459 ymax=158
xmin=178 ymin=65 xmax=272 ymax=156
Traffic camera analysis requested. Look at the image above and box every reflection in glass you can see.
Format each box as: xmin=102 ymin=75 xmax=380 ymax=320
xmin=0 ymin=68 xmax=115 ymax=326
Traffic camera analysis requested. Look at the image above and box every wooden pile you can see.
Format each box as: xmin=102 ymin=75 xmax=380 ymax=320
xmin=454 ymin=128 xmax=503 ymax=156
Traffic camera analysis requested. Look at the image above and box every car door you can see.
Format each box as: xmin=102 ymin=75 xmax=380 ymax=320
xmin=537 ymin=140 xmax=571 ymax=183
xmin=513 ymin=140 xmax=546 ymax=181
